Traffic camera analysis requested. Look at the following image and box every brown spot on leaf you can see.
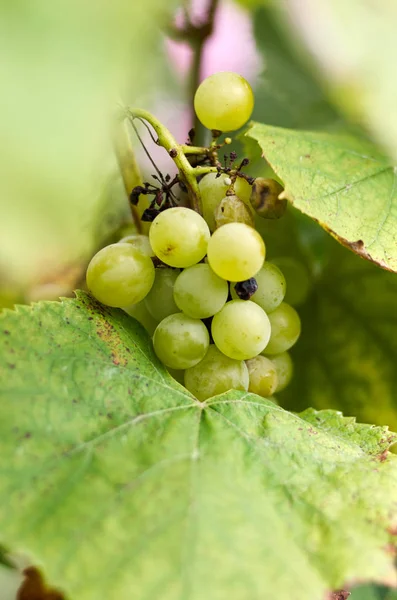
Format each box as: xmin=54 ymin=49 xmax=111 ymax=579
xmin=3 ymin=330 xmax=10 ymax=335
xmin=94 ymin=311 xmax=128 ymax=366
xmin=378 ymin=449 xmax=389 ymax=462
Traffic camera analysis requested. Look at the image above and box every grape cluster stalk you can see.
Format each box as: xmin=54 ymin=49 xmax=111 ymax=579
xmin=86 ymin=73 xmax=304 ymax=401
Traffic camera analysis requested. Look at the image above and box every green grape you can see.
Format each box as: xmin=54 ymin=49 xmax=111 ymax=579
xmin=173 ymin=264 xmax=228 ymax=319
xmin=184 ymin=345 xmax=249 ymax=400
xmin=153 ymin=313 xmax=209 ymax=369
xmin=212 ymin=300 xmax=271 ymax=360
xmin=149 ymin=207 xmax=210 ymax=268
xmin=86 ymin=243 xmax=155 ymax=308
xmin=231 ymin=263 xmax=286 ymax=313
xmin=194 ymin=72 xmax=254 ymax=132
xmin=144 ymin=267 xmax=180 ymax=322
xmin=207 ymin=222 xmax=265 ymax=281
xmin=263 ymin=302 xmax=301 ymax=354
xmin=123 ymin=300 xmax=158 ymax=336
xmin=245 ymin=355 xmax=278 ymax=397
xmin=166 ymin=367 xmax=185 ymax=385
xmin=214 ymin=195 xmax=254 ymax=229
xmin=269 ymin=352 xmax=293 ymax=392
xmin=198 ymin=172 xmax=252 ymax=231
xmin=118 ymin=234 xmax=154 ymax=257
xmin=271 ymin=257 xmax=311 ymax=306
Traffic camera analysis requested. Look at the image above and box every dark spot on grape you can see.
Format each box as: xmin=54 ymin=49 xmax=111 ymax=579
xmin=234 ymin=278 xmax=258 ymax=300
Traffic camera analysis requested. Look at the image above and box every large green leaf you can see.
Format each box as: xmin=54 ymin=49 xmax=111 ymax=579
xmin=0 ymin=0 xmax=173 ymax=287
xmin=1 ymin=293 xmax=397 ymax=600
xmin=270 ymin=0 xmax=397 ymax=161
xmin=247 ymin=123 xmax=397 ymax=272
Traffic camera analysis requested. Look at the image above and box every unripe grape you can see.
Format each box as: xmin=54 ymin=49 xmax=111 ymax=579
xmin=198 ymin=172 xmax=252 ymax=232
xmin=149 ymin=207 xmax=210 ymax=268
xmin=207 ymin=222 xmax=265 ymax=281
xmin=144 ymin=267 xmax=180 ymax=322
xmin=153 ymin=313 xmax=209 ymax=370
xmin=194 ymin=72 xmax=254 ymax=132
xmin=173 ymin=264 xmax=228 ymax=319
xmin=214 ymin=195 xmax=255 ymax=228
xmin=246 ymin=356 xmax=278 ymax=397
xmin=123 ymin=300 xmax=158 ymax=336
xmin=167 ymin=368 xmax=185 ymax=385
xmin=250 ymin=178 xmax=287 ymax=220
xmin=263 ymin=302 xmax=301 ymax=354
xmin=118 ymin=234 xmax=154 ymax=257
xmin=184 ymin=345 xmax=249 ymax=400
xmin=86 ymin=243 xmax=155 ymax=308
xmin=212 ymin=300 xmax=271 ymax=360
xmin=270 ymin=352 xmax=294 ymax=392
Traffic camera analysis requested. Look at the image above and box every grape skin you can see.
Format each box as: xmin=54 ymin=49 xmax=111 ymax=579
xmin=86 ymin=243 xmax=155 ymax=308
xmin=246 ymin=355 xmax=278 ymax=397
xmin=212 ymin=300 xmax=271 ymax=360
xmin=144 ymin=267 xmax=180 ymax=322
xmin=269 ymin=351 xmax=294 ymax=392
xmin=153 ymin=313 xmax=209 ymax=370
xmin=118 ymin=234 xmax=154 ymax=257
xmin=149 ymin=207 xmax=210 ymax=268
xmin=123 ymin=300 xmax=158 ymax=336
xmin=263 ymin=302 xmax=301 ymax=354
xmin=184 ymin=345 xmax=249 ymax=400
xmin=207 ymin=222 xmax=265 ymax=282
xmin=214 ymin=195 xmax=254 ymax=229
xmin=194 ymin=72 xmax=254 ymax=132
xmin=198 ymin=173 xmax=253 ymax=232
xmin=173 ymin=264 xmax=228 ymax=319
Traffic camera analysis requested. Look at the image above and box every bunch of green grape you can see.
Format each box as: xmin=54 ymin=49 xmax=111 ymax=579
xmin=85 ymin=72 xmax=304 ymax=402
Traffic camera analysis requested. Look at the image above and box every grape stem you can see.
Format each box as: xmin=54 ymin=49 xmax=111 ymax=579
xmin=126 ymin=108 xmax=205 ymax=214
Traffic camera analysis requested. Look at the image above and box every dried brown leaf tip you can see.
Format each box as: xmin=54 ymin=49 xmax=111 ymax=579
xmin=17 ymin=567 xmax=64 ymax=600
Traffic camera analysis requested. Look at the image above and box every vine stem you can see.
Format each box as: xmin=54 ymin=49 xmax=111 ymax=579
xmin=113 ymin=120 xmax=143 ymax=233
xmin=125 ymin=107 xmax=203 ymax=214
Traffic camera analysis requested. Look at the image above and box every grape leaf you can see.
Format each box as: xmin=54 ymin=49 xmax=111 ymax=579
xmin=271 ymin=0 xmax=397 ymax=162
xmin=247 ymin=123 xmax=397 ymax=272
xmin=1 ymin=293 xmax=397 ymax=600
